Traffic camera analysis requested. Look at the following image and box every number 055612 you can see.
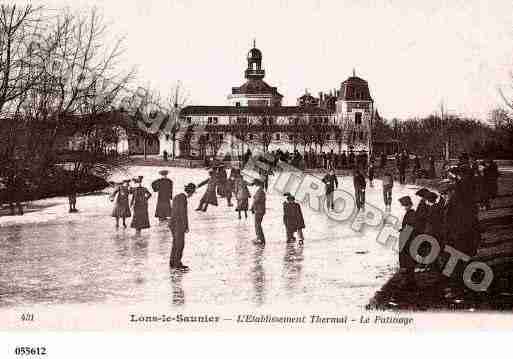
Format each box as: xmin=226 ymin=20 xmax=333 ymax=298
xmin=14 ymin=347 xmax=47 ymax=356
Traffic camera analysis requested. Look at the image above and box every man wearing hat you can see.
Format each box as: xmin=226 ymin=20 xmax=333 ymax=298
xmin=353 ymin=168 xmax=366 ymax=211
xmin=283 ymin=193 xmax=305 ymax=244
xmin=152 ymin=169 xmax=173 ymax=221
xmin=169 ymin=183 xmax=196 ymax=270
xmin=250 ymin=179 xmax=266 ymax=245
xmin=398 ymin=195 xmax=417 ymax=278
xmin=322 ymin=169 xmax=339 ymax=211
xmin=414 ymin=188 xmax=431 ymax=234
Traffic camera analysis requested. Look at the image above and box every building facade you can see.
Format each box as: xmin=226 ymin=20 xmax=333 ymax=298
xmin=161 ymin=44 xmax=376 ymax=159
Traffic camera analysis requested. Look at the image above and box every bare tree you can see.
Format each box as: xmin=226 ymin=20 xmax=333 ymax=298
xmin=0 ymin=5 xmax=46 ymax=114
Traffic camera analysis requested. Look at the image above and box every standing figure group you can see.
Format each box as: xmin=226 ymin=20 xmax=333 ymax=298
xmin=396 ymin=153 xmax=487 ymax=288
xmin=111 ymin=171 xmax=175 ymax=234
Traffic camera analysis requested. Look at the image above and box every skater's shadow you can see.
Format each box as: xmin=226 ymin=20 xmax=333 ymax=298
xmin=251 ymin=246 xmax=266 ymax=306
xmin=282 ymin=244 xmax=304 ymax=296
xmin=170 ymin=271 xmax=185 ymax=306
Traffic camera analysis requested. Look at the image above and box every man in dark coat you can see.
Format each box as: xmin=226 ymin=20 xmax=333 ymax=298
xmin=398 ymin=195 xmax=417 ymax=278
xmin=152 ymin=169 xmax=173 ymax=220
xmin=322 ymin=169 xmax=339 ymax=210
xmin=169 ymin=183 xmax=196 ymax=270
xmin=353 ymin=168 xmax=366 ymax=211
xmin=283 ymin=193 xmax=305 ymax=244
xmin=414 ymin=188 xmax=431 ymax=234
xmin=380 ymin=152 xmax=387 ymax=170
xmin=341 ymin=150 xmax=347 ymax=168
xmin=428 ymin=155 xmax=436 ymax=179
xmin=250 ymin=179 xmax=266 ymax=245
xmin=398 ymin=151 xmax=408 ymax=184
xmin=483 ymin=159 xmax=499 ymax=210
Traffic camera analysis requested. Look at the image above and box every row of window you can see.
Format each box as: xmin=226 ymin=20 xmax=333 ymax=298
xmin=183 ymin=116 xmax=362 ymax=125
xmin=161 ymin=131 xmax=366 ymax=142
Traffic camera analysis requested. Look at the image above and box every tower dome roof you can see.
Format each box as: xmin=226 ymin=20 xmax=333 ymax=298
xmin=247 ymin=47 xmax=262 ymax=61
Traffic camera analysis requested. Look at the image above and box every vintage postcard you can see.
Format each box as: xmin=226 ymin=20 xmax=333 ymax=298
xmin=1 ymin=0 xmax=513 ymax=353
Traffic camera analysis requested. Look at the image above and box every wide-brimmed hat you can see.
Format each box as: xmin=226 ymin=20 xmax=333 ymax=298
xmin=133 ymin=175 xmax=143 ymax=183
xmin=184 ymin=183 xmax=196 ymax=193
xmin=425 ymin=191 xmax=438 ymax=203
xmin=158 ymin=169 xmax=169 ymax=176
xmin=438 ymin=181 xmax=454 ymax=194
xmin=283 ymin=192 xmax=295 ymax=200
xmin=398 ymin=196 xmax=413 ymax=206
xmin=123 ymin=179 xmax=131 ymax=184
xmin=415 ymin=188 xmax=430 ymax=198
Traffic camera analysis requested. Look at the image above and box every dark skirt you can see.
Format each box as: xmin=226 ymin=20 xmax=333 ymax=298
xmin=131 ymin=202 xmax=150 ymax=229
xmin=236 ymin=198 xmax=249 ymax=211
xmin=112 ymin=203 xmax=131 ymax=218
xmin=111 ymin=193 xmax=131 ymax=218
xmin=155 ymin=196 xmax=172 ymax=218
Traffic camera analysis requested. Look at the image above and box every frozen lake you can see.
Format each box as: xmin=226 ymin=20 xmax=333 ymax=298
xmin=0 ymin=166 xmax=419 ymax=310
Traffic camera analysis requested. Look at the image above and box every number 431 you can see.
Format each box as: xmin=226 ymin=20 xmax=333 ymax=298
xmin=21 ymin=313 xmax=34 ymax=321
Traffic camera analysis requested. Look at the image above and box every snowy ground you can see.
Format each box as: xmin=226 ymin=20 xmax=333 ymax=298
xmin=0 ymin=166 xmax=421 ymax=310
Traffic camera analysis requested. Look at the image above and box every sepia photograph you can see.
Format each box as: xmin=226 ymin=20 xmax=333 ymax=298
xmin=1 ymin=0 xmax=513 ymax=348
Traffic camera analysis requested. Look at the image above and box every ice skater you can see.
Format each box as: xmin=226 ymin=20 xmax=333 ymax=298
xmin=110 ymin=179 xmax=132 ymax=228
xmin=130 ymin=176 xmax=152 ymax=235
xmin=196 ymin=169 xmax=218 ymax=212
xmin=283 ymin=192 xmax=305 ymax=245
xmin=169 ymin=183 xmax=196 ymax=271
xmin=151 ymin=169 xmax=173 ymax=221
xmin=322 ymin=168 xmax=338 ymax=211
xmin=382 ymin=171 xmax=394 ymax=211
xmin=368 ymin=162 xmax=375 ymax=186
xmin=353 ymin=168 xmax=366 ymax=211
xmin=398 ymin=195 xmax=417 ymax=284
xmin=233 ymin=169 xmax=251 ymax=220
xmin=250 ymin=179 xmax=266 ymax=245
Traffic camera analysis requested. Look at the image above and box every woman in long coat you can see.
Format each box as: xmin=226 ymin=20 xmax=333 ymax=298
xmin=196 ymin=170 xmax=218 ymax=212
xmin=233 ymin=170 xmax=251 ymax=219
xmin=130 ymin=176 xmax=152 ymax=233
xmin=152 ymin=170 xmax=173 ymax=220
xmin=111 ymin=180 xmax=131 ymax=228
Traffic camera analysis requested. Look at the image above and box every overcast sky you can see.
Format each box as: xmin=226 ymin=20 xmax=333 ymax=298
xmin=47 ymin=0 xmax=513 ymax=120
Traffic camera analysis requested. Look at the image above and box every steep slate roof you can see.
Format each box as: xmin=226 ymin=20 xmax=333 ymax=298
xmin=339 ymin=76 xmax=373 ymax=102
xmin=180 ymin=105 xmax=334 ymax=116
xmin=231 ymin=79 xmax=283 ymax=97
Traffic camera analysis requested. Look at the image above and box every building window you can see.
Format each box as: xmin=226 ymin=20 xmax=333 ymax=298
xmin=355 ymin=113 xmax=362 ymax=125
xmin=219 ymin=133 xmax=223 ymax=140
xmin=326 ymin=134 xmax=331 ymax=140
xmin=237 ymin=117 xmax=247 ymax=125
xmin=289 ymin=134 xmax=295 ymax=141
xmin=275 ymin=133 xmax=280 ymax=140
xmin=359 ymin=131 xmax=364 ymax=140
xmin=136 ymin=138 xmax=140 ymax=147
xmin=213 ymin=117 xmax=218 ymax=124
xmin=249 ymin=134 xmax=254 ymax=140
xmin=235 ymin=102 xmax=241 ymax=107
xmin=186 ymin=117 xmax=192 ymax=124
xmin=165 ymin=134 xmax=170 ymax=141
xmin=324 ymin=117 xmax=328 ymax=124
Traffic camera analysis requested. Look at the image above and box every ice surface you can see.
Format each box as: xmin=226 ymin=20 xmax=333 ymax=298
xmin=0 ymin=166 xmax=421 ymax=309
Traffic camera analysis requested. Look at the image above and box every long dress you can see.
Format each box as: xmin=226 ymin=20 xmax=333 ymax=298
xmin=152 ymin=178 xmax=173 ymax=218
xmin=234 ymin=178 xmax=251 ymax=210
xmin=130 ymin=186 xmax=151 ymax=229
xmin=217 ymin=169 xmax=228 ymax=197
xmin=111 ymin=186 xmax=131 ymax=218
